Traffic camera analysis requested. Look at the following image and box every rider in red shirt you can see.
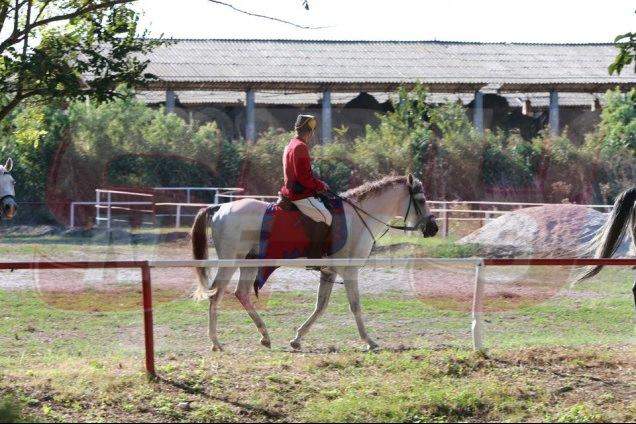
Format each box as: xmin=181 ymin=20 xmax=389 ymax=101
xmin=280 ymin=115 xmax=331 ymax=268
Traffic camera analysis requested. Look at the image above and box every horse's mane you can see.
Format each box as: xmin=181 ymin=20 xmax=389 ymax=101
xmin=342 ymin=175 xmax=421 ymax=201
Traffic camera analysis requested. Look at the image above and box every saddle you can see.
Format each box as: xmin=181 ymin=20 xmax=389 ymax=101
xmin=276 ymin=193 xmax=299 ymax=212
xmin=276 ymin=193 xmax=325 ymax=234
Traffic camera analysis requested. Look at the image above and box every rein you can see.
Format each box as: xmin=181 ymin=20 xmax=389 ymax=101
xmin=328 ymin=187 xmax=428 ymax=245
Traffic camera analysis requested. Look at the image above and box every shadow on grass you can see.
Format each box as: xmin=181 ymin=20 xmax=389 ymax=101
xmin=155 ymin=375 xmax=284 ymax=420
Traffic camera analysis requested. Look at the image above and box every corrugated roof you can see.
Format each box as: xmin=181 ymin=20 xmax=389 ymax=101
xmin=143 ymin=39 xmax=636 ymax=92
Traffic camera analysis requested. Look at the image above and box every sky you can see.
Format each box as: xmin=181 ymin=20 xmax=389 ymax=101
xmin=135 ymin=0 xmax=635 ymax=43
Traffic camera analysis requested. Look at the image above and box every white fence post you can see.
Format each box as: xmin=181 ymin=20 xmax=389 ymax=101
xmin=95 ymin=190 xmax=101 ymax=227
xmin=442 ymin=202 xmax=449 ymax=238
xmin=175 ymin=204 xmax=182 ymax=228
xmin=70 ymin=202 xmax=76 ymax=228
xmin=471 ymin=262 xmax=485 ymax=350
xmin=107 ymin=192 xmax=112 ymax=230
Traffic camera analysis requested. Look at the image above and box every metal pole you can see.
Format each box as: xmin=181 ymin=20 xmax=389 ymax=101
xmin=141 ymin=262 xmax=156 ymax=378
xmin=186 ymin=189 xmax=191 ymax=204
xmin=471 ymin=263 xmax=485 ymax=350
xmin=175 ymin=205 xmax=181 ymax=228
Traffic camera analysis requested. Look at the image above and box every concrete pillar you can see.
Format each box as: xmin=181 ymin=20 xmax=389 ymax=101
xmin=166 ymin=90 xmax=176 ymax=114
xmin=473 ymin=91 xmax=484 ymax=134
xmin=245 ymin=89 xmax=256 ymax=141
xmin=522 ymin=99 xmax=533 ymax=116
xmin=321 ymin=89 xmax=332 ymax=143
xmin=549 ymin=90 xmax=559 ymax=136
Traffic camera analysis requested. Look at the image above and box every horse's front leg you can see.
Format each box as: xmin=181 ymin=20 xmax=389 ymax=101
xmin=291 ymin=271 xmax=335 ymax=350
xmin=341 ymin=267 xmax=378 ymax=351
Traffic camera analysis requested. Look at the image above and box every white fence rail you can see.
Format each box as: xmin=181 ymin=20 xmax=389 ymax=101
xmin=74 ymin=189 xmax=613 ymax=233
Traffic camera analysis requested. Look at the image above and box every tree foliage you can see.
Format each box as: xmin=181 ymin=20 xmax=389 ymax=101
xmin=0 ymin=0 xmax=160 ymax=121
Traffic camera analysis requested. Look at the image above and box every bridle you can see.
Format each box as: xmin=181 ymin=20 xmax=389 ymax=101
xmin=329 ymin=185 xmax=434 ymax=245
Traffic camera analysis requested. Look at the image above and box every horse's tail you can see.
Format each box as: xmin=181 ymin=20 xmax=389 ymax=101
xmin=577 ymin=187 xmax=636 ymax=281
xmin=191 ymin=205 xmax=221 ymax=300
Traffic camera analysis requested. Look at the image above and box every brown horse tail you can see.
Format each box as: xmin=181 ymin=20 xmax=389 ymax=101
xmin=191 ymin=205 xmax=221 ymax=300
xmin=578 ymin=187 xmax=636 ymax=281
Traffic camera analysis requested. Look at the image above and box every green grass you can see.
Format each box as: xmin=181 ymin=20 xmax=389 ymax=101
xmin=376 ymin=234 xmax=479 ymax=257
xmin=0 ymin=265 xmax=634 ymax=422
xmin=0 ymin=234 xmax=634 ymax=422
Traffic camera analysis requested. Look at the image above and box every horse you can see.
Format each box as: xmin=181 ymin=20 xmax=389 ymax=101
xmin=190 ymin=174 xmax=438 ymax=351
xmin=0 ymin=158 xmax=17 ymax=220
xmin=577 ymin=187 xmax=636 ymax=307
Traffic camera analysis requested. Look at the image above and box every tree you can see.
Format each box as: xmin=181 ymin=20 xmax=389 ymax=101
xmin=609 ymin=32 xmax=635 ymax=75
xmin=608 ymin=10 xmax=635 ymax=75
xmin=0 ymin=0 xmax=162 ymax=121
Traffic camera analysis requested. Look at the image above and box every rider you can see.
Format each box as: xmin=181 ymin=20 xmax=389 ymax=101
xmin=280 ymin=114 xmax=331 ymax=269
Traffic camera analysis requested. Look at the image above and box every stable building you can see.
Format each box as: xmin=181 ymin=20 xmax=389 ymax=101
xmin=138 ymin=39 xmax=636 ymax=142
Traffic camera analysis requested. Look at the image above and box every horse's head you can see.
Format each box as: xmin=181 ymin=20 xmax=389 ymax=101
xmin=405 ymin=173 xmax=438 ymax=238
xmin=0 ymin=158 xmax=17 ymax=220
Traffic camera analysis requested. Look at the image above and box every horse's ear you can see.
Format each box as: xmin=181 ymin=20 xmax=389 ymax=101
xmin=4 ymin=158 xmax=12 ymax=172
xmin=407 ymin=173 xmax=414 ymax=187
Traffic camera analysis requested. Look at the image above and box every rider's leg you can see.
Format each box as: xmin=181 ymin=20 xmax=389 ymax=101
xmin=292 ymin=197 xmax=332 ymax=270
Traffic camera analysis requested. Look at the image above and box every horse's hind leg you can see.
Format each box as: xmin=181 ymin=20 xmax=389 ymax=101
xmin=235 ymin=267 xmax=271 ymax=348
xmin=208 ymin=267 xmax=236 ymax=352
xmin=632 ymin=278 xmax=635 ymax=310
xmin=291 ymin=271 xmax=335 ymax=350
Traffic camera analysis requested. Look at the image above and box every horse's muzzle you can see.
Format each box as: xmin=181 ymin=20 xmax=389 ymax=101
xmin=422 ymin=215 xmax=438 ymax=238
xmin=2 ymin=197 xmax=17 ymax=220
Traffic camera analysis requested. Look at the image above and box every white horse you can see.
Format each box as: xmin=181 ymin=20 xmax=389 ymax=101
xmin=0 ymin=158 xmax=17 ymax=220
xmin=191 ymin=174 xmax=438 ymax=351
xmin=578 ymin=187 xmax=636 ymax=307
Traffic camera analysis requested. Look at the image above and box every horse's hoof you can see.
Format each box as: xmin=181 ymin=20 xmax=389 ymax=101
xmin=290 ymin=340 xmax=301 ymax=350
xmin=367 ymin=342 xmax=380 ymax=352
xmin=212 ymin=344 xmax=224 ymax=352
xmin=261 ymin=338 xmax=272 ymax=349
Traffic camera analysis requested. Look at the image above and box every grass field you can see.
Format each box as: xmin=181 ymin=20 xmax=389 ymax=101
xmin=0 ymin=233 xmax=634 ymax=422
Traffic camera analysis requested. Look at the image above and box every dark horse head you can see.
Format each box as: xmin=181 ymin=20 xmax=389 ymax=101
xmin=406 ymin=174 xmax=438 ymax=238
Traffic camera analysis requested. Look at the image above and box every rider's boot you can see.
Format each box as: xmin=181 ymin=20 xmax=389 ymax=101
xmin=306 ymin=222 xmax=331 ymax=272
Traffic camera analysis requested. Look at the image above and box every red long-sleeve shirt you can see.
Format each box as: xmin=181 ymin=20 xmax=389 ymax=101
xmin=280 ymin=137 xmax=327 ymax=201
